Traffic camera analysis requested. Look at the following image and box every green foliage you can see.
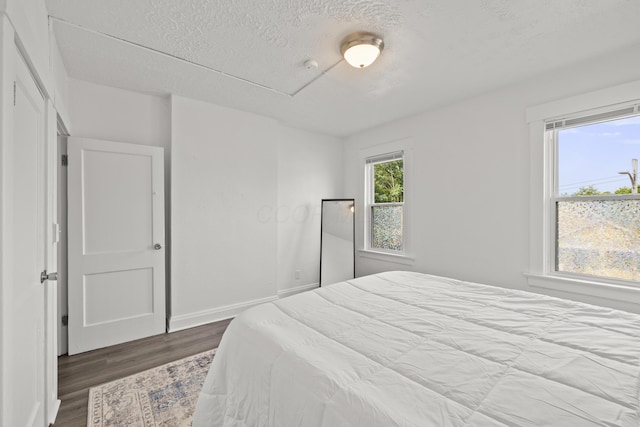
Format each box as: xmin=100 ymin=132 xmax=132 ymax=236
xmin=374 ymin=160 xmax=404 ymax=203
xmin=572 ymin=185 xmax=602 ymax=196
xmin=614 ymin=186 xmax=640 ymax=194
xmin=571 ymin=185 xmax=640 ymax=196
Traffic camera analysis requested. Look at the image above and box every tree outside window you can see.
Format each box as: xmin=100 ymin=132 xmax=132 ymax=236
xmin=367 ymin=155 xmax=404 ymax=252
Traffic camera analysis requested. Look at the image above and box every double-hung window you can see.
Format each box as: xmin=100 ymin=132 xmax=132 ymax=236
xmin=365 ymin=151 xmax=404 ymax=253
xmin=548 ymin=106 xmax=640 ymax=283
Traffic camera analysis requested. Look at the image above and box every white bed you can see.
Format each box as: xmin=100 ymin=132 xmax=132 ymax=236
xmin=193 ymin=271 xmax=640 ymax=426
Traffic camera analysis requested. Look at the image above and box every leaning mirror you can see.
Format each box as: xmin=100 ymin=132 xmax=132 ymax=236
xmin=320 ymin=199 xmax=355 ymax=286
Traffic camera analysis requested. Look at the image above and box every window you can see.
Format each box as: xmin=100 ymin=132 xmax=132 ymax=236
xmin=365 ymin=151 xmax=404 ymax=253
xmin=549 ymin=107 xmax=640 ymax=283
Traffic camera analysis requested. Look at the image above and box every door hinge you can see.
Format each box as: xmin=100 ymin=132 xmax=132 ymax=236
xmin=13 ymin=81 xmax=16 ymax=106
xmin=61 ymin=315 xmax=68 ymax=326
xmin=61 ymin=154 xmax=68 ymax=166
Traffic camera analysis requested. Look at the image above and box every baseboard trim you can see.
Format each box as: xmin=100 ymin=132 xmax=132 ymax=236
xmin=278 ymin=282 xmax=319 ymax=299
xmin=168 ymin=295 xmax=278 ymax=332
xmin=48 ymin=398 xmax=61 ymax=426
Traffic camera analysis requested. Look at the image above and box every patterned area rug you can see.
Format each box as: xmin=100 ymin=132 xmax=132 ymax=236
xmin=88 ymin=349 xmax=216 ymax=427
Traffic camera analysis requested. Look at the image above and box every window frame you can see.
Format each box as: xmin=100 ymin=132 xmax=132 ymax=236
xmin=547 ymin=118 xmax=640 ymax=282
xmin=526 ymin=79 xmax=640 ymax=306
xmin=365 ymin=151 xmax=405 ymax=254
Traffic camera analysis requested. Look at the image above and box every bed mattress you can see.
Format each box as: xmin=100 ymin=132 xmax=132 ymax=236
xmin=193 ymin=271 xmax=640 ymax=426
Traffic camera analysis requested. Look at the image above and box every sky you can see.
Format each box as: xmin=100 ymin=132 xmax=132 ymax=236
xmin=558 ymin=114 xmax=640 ymax=195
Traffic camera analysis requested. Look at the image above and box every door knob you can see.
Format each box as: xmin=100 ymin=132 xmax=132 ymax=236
xmin=40 ymin=270 xmax=58 ymax=283
xmin=154 ymin=243 xmax=162 ymax=250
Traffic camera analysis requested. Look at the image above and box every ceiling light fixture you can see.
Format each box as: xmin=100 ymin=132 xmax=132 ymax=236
xmin=340 ymin=32 xmax=384 ymax=69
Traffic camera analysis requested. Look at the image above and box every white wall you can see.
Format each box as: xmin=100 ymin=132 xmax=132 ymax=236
xmin=68 ymin=79 xmax=171 ymax=146
xmin=277 ymin=127 xmax=343 ymax=293
xmin=170 ymin=96 xmax=279 ymax=328
xmin=344 ymin=43 xmax=640 ymax=311
xmin=50 ymin=31 xmax=70 ymax=127
xmin=170 ymin=96 xmax=343 ymax=329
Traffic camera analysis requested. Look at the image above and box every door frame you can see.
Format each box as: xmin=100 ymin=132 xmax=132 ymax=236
xmin=57 ymin=132 xmax=68 ymax=356
xmin=44 ymin=101 xmax=63 ymax=423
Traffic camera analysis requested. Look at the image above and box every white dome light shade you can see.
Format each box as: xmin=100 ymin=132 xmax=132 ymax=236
xmin=340 ymin=32 xmax=384 ymax=69
xmin=343 ymin=44 xmax=381 ymax=68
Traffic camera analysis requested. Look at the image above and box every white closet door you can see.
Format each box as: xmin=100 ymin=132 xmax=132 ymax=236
xmin=8 ymin=49 xmax=47 ymax=427
xmin=67 ymin=137 xmax=165 ymax=355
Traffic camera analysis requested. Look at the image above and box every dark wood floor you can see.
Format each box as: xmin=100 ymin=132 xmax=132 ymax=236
xmin=53 ymin=319 xmax=232 ymax=427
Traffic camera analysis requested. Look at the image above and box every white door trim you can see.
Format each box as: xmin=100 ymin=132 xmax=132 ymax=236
xmin=44 ymin=99 xmax=61 ymax=424
xmin=0 ymin=16 xmax=17 ymax=426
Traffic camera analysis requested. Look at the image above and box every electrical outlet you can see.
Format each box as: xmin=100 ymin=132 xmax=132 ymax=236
xmin=295 ymin=270 xmax=301 ymax=280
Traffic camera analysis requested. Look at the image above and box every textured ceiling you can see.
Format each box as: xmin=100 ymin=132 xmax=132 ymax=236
xmin=47 ymin=0 xmax=640 ymax=136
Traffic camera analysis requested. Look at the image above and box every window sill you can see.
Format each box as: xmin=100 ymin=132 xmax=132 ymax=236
xmin=525 ymin=272 xmax=640 ymax=305
xmin=358 ymin=249 xmax=415 ymax=266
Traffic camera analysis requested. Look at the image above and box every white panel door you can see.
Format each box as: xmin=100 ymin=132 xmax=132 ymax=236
xmin=9 ymin=49 xmax=46 ymax=427
xmin=68 ymin=137 xmax=165 ymax=355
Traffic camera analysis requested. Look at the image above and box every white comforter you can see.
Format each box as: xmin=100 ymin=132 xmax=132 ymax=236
xmin=193 ymin=271 xmax=640 ymax=426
